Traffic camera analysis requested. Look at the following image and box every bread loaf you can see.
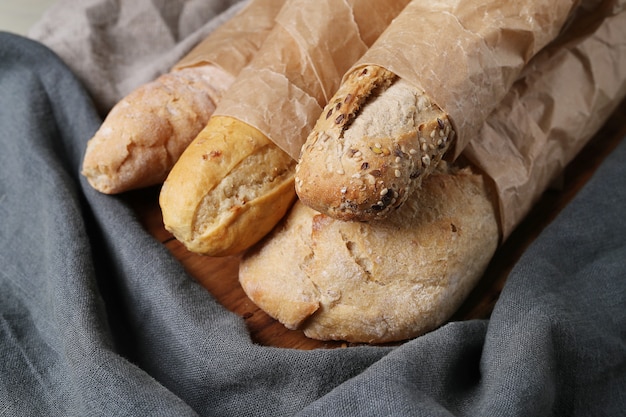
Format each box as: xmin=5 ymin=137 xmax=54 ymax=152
xmin=81 ymin=0 xmax=285 ymax=194
xmin=240 ymin=163 xmax=499 ymax=343
xmin=159 ymin=116 xmax=297 ymax=257
xmin=295 ymin=65 xmax=455 ymax=222
xmin=294 ymin=0 xmax=582 ymax=222
xmin=82 ymin=66 xmax=232 ymax=194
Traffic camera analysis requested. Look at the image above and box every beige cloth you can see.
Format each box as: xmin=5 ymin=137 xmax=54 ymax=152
xmin=28 ymin=0 xmax=248 ymax=115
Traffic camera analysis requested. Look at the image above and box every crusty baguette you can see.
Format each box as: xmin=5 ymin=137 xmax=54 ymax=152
xmin=81 ymin=0 xmax=284 ymax=194
xmin=295 ymin=65 xmax=455 ymax=221
xmin=159 ymin=116 xmax=297 ymax=257
xmin=240 ymin=163 xmax=498 ymax=343
xmin=82 ymin=66 xmax=232 ymax=194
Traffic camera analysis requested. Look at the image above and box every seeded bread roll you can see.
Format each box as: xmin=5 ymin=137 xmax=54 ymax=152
xmin=295 ymin=65 xmax=455 ymax=222
xmin=159 ymin=116 xmax=297 ymax=257
xmin=82 ymin=66 xmax=232 ymax=194
xmin=240 ymin=163 xmax=498 ymax=343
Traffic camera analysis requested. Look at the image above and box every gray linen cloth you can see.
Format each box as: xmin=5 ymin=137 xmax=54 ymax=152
xmin=0 ymin=0 xmax=624 ymax=414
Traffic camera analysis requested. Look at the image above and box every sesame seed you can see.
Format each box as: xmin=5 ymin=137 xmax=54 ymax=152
xmin=422 ymin=155 xmax=431 ymax=166
xmin=336 ymin=169 xmax=345 ymax=175
xmin=430 ymin=130 xmax=436 ymax=138
xmin=421 ymin=143 xmax=428 ymax=152
xmin=409 ymin=148 xmax=418 ymax=155
xmin=395 ymin=169 xmax=401 ymax=178
xmin=380 ymin=188 xmax=389 ymax=196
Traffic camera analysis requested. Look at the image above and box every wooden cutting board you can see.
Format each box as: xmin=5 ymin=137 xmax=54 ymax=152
xmin=125 ymin=98 xmax=626 ymax=350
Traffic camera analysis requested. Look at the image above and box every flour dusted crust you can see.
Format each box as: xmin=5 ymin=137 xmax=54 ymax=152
xmin=295 ymin=65 xmax=455 ymax=221
xmin=160 ymin=115 xmax=297 ymax=257
xmin=82 ymin=66 xmax=234 ymax=194
xmin=240 ymin=164 xmax=498 ymax=343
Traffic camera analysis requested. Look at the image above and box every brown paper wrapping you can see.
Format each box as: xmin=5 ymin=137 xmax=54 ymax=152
xmin=347 ymin=0 xmax=582 ymax=160
xmin=172 ymin=0 xmax=286 ymax=76
xmin=211 ymin=0 xmax=412 ymax=159
xmin=175 ymin=0 xmax=625 ymax=243
xmin=337 ymin=0 xmax=625 ymax=240
xmin=464 ymin=0 xmax=626 ymax=239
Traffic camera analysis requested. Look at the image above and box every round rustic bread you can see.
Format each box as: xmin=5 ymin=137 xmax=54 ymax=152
xmin=239 ymin=164 xmax=499 ymax=343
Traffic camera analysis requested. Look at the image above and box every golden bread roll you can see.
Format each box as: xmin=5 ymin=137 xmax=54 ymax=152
xmin=240 ymin=163 xmax=499 ymax=343
xmin=160 ymin=116 xmax=297 ymax=257
xmin=295 ymin=65 xmax=455 ymax=221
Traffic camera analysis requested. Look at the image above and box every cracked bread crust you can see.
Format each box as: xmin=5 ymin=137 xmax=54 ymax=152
xmin=240 ymin=164 xmax=498 ymax=343
xmin=160 ymin=115 xmax=297 ymax=257
xmin=82 ymin=65 xmax=234 ymax=194
xmin=295 ymin=65 xmax=455 ymax=222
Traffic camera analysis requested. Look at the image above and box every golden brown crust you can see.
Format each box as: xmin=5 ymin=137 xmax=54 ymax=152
xmin=295 ymin=65 xmax=455 ymax=221
xmin=240 ymin=164 xmax=498 ymax=343
xmin=159 ymin=115 xmax=297 ymax=257
xmin=82 ymin=66 xmax=233 ymax=194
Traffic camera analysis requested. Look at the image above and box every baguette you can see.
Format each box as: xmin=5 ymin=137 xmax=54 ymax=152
xmin=295 ymin=65 xmax=455 ymax=221
xmin=295 ymin=0 xmax=581 ymax=221
xmin=159 ymin=116 xmax=297 ymax=257
xmin=240 ymin=163 xmax=498 ymax=343
xmin=82 ymin=66 xmax=232 ymax=193
xmin=81 ymin=0 xmax=284 ymax=194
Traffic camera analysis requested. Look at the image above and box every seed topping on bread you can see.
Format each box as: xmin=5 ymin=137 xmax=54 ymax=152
xmin=295 ymin=65 xmax=455 ymax=221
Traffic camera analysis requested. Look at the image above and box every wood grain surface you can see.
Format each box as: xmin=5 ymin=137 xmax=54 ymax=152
xmin=125 ymin=98 xmax=626 ymax=350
